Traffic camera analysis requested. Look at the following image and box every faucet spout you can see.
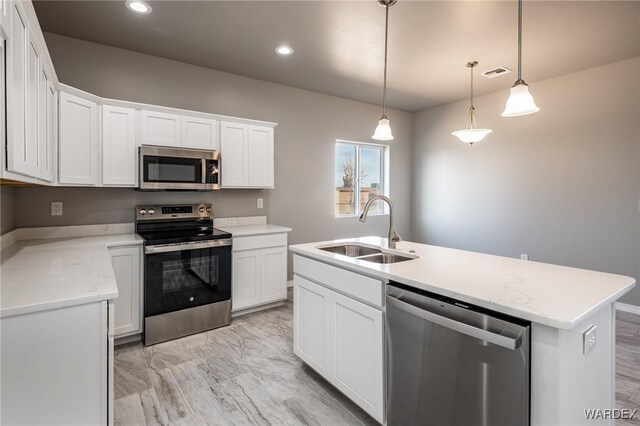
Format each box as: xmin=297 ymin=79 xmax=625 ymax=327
xmin=359 ymin=195 xmax=401 ymax=249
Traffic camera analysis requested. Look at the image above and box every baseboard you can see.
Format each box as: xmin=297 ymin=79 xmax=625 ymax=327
xmin=232 ymin=300 xmax=285 ymax=317
xmin=616 ymin=302 xmax=640 ymax=316
xmin=287 ymin=279 xmax=293 ymax=288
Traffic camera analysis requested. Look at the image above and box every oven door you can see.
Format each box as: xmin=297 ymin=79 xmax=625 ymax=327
xmin=144 ymin=240 xmax=232 ymax=317
xmin=139 ymin=146 xmax=217 ymax=190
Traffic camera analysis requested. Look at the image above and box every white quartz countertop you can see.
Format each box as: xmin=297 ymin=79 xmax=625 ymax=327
xmin=289 ymin=237 xmax=636 ymax=330
xmin=0 ymin=234 xmax=143 ymax=318
xmin=217 ymin=224 xmax=292 ymax=237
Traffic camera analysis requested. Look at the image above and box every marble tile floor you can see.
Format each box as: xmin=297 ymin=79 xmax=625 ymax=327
xmin=616 ymin=311 xmax=640 ymax=426
xmin=114 ymin=293 xmax=640 ymax=426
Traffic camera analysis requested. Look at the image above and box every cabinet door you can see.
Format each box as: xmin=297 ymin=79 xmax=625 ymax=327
xmin=182 ymin=116 xmax=219 ymax=150
xmin=261 ymin=246 xmax=287 ymax=303
xmin=220 ymin=121 xmax=248 ymax=187
xmin=59 ymin=91 xmax=100 ymax=184
xmin=331 ymin=292 xmax=384 ymax=422
xmin=24 ymin=30 xmax=41 ymax=178
xmin=293 ymin=275 xmax=329 ymax=375
xmin=140 ymin=110 xmax=181 ymax=147
xmin=38 ymin=66 xmax=55 ymax=182
xmin=6 ymin=4 xmax=29 ymax=176
xmin=109 ymin=246 xmax=142 ymax=337
xmin=102 ymin=105 xmax=136 ymax=186
xmin=248 ymin=125 xmax=274 ymax=188
xmin=232 ymin=249 xmax=261 ymax=311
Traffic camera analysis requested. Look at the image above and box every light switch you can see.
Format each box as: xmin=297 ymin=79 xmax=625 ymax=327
xmin=51 ymin=202 xmax=63 ymax=216
xmin=583 ymin=325 xmax=597 ymax=355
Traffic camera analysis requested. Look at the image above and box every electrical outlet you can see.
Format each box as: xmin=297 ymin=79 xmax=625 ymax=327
xmin=583 ymin=325 xmax=597 ymax=355
xmin=51 ymin=202 xmax=63 ymax=216
xmin=520 ymin=254 xmax=529 ymax=260
xmin=257 ymin=198 xmax=264 ymax=209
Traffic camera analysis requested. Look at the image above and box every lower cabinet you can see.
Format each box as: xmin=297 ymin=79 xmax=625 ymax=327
xmin=294 ymin=274 xmax=384 ymax=423
xmin=108 ymin=245 xmax=143 ymax=338
xmin=232 ymin=234 xmax=288 ymax=312
xmin=0 ymin=301 xmax=112 ymax=425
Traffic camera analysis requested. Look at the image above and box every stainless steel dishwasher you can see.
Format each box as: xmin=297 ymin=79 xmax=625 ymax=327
xmin=386 ymin=282 xmax=530 ymax=426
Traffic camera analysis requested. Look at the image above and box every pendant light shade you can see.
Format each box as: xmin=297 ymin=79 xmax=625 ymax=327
xmin=502 ymin=81 xmax=539 ymax=117
xmin=503 ymin=0 xmax=539 ymax=117
xmin=372 ymin=0 xmax=396 ymax=141
xmin=373 ymin=116 xmax=394 ymax=140
xmin=452 ymin=61 xmax=492 ymax=145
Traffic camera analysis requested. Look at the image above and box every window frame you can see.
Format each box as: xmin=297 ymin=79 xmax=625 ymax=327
xmin=334 ymin=139 xmax=389 ymax=218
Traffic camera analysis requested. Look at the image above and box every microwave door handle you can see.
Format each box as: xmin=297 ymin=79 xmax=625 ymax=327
xmin=202 ymin=157 xmax=207 ymax=184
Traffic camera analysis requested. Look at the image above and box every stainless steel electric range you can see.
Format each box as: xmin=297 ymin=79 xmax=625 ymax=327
xmin=136 ymin=203 xmax=232 ymax=346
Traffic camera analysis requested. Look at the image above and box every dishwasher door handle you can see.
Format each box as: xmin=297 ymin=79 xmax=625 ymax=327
xmin=386 ymin=295 xmax=521 ymax=350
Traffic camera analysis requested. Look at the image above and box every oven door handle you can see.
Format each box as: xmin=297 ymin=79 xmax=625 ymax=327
xmin=145 ymin=238 xmax=232 ymax=254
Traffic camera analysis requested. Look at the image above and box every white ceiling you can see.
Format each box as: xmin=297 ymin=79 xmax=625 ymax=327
xmin=33 ymin=1 xmax=640 ymax=112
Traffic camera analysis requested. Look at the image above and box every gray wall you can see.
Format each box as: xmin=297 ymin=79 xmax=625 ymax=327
xmin=1 ymin=186 xmax=16 ymax=235
xmin=411 ymin=56 xmax=640 ymax=305
xmin=13 ymin=33 xmax=413 ymax=278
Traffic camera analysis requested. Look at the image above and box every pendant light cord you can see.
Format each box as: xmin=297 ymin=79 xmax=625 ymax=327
xmin=517 ymin=0 xmax=523 ymax=82
xmin=382 ymin=3 xmax=389 ymax=117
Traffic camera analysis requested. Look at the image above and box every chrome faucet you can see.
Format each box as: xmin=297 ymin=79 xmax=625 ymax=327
xmin=359 ymin=195 xmax=401 ymax=249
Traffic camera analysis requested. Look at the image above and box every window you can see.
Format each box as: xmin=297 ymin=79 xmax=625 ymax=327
xmin=335 ymin=141 xmax=387 ymax=216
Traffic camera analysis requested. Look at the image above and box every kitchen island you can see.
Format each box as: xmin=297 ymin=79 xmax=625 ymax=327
xmin=289 ymin=237 xmax=636 ymax=426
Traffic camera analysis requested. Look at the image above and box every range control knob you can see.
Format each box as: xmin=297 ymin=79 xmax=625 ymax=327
xmin=148 ymin=209 xmax=155 ymax=215
xmin=206 ymin=207 xmax=212 ymax=213
xmin=199 ymin=207 xmax=205 ymax=213
xmin=139 ymin=209 xmax=146 ymax=216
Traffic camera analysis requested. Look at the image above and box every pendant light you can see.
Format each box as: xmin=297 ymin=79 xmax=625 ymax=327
xmin=372 ymin=0 xmax=396 ymax=141
xmin=502 ymin=0 xmax=539 ymax=117
xmin=452 ymin=61 xmax=492 ymax=145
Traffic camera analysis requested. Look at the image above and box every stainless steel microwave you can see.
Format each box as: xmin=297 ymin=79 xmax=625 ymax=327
xmin=139 ymin=146 xmax=220 ymax=191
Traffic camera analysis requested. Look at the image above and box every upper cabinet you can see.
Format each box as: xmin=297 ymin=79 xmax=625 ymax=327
xmin=38 ymin=65 xmax=56 ymax=182
xmin=102 ymin=105 xmax=137 ymax=186
xmin=221 ymin=122 xmax=274 ymax=189
xmin=140 ymin=110 xmax=181 ymax=147
xmin=58 ymin=91 xmax=100 ymax=185
xmin=220 ymin=122 xmax=248 ymax=187
xmin=248 ymin=125 xmax=274 ymax=188
xmin=182 ymin=116 xmax=219 ymax=150
xmin=5 ymin=1 xmax=57 ymax=183
xmin=2 ymin=1 xmax=276 ymax=189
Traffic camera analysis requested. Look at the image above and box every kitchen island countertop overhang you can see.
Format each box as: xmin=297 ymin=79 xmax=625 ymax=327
xmin=289 ymin=236 xmax=636 ymax=329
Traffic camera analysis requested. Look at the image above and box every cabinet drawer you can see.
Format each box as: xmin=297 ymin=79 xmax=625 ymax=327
xmin=294 ymin=255 xmax=383 ymax=308
xmin=232 ymin=233 xmax=287 ymax=252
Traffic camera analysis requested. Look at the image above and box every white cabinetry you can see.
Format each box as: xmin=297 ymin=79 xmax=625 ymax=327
xmin=0 ymin=301 xmax=112 ymax=425
xmin=221 ymin=122 xmax=274 ymax=189
xmin=220 ymin=121 xmax=248 ymax=187
xmin=38 ymin=66 xmax=56 ymax=182
xmin=248 ymin=125 xmax=274 ymax=188
xmin=140 ymin=110 xmax=181 ymax=147
xmin=102 ymin=105 xmax=137 ymax=186
xmin=109 ymin=245 xmax=143 ymax=338
xmin=293 ymin=259 xmax=384 ymax=423
xmin=5 ymin=1 xmax=57 ymax=183
xmin=59 ymin=91 xmax=100 ymax=185
xmin=232 ymin=233 xmax=288 ymax=312
xmin=6 ymin=3 xmax=33 ymax=177
xmin=182 ymin=116 xmax=219 ymax=150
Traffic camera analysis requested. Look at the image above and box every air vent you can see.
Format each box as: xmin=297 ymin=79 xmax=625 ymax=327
xmin=482 ymin=66 xmax=512 ymax=79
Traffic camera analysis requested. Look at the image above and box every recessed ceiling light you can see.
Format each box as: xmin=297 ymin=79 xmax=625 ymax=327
xmin=275 ymin=45 xmax=294 ymax=56
xmin=126 ymin=0 xmax=152 ymax=14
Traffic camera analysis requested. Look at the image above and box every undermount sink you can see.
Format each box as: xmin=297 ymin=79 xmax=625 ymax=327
xmin=357 ymin=253 xmax=415 ymax=264
xmin=318 ymin=243 xmax=417 ymax=264
xmin=319 ymin=244 xmax=382 ymax=258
